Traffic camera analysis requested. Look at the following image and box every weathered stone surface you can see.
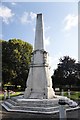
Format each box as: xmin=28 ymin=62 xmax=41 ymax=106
xmin=2 ymin=96 xmax=77 ymax=114
xmin=24 ymin=13 xmax=55 ymax=99
xmin=1 ymin=96 xmax=70 ymax=114
xmin=34 ymin=14 xmax=44 ymax=50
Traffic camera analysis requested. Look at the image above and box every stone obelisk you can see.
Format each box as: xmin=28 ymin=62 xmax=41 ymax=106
xmin=24 ymin=13 xmax=55 ymax=99
xmin=2 ymin=13 xmax=76 ymax=115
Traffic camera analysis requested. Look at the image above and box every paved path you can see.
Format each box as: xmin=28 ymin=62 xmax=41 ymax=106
xmin=0 ymin=100 xmax=80 ymax=120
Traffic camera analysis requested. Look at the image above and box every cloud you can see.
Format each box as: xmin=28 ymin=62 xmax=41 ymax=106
xmin=11 ymin=2 xmax=16 ymax=5
xmin=44 ymin=36 xmax=50 ymax=47
xmin=48 ymin=56 xmax=58 ymax=76
xmin=0 ymin=6 xmax=14 ymax=24
xmin=49 ymin=52 xmax=63 ymax=75
xmin=33 ymin=28 xmax=35 ymax=32
xmin=63 ymin=14 xmax=78 ymax=31
xmin=20 ymin=12 xmax=36 ymax=24
xmin=30 ymin=12 xmax=36 ymax=20
xmin=44 ymin=26 xmax=51 ymax=32
xmin=20 ymin=12 xmax=29 ymax=24
xmin=43 ymin=25 xmax=51 ymax=49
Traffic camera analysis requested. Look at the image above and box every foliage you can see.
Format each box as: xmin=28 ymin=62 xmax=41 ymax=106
xmin=1 ymin=39 xmax=33 ymax=90
xmin=52 ymin=56 xmax=80 ymax=90
xmin=0 ymin=40 xmax=2 ymax=84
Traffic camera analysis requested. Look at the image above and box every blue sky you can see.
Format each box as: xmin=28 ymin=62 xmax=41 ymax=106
xmin=0 ymin=2 xmax=78 ymax=75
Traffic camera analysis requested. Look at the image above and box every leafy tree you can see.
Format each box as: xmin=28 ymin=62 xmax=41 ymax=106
xmin=52 ymin=56 xmax=79 ymax=90
xmin=0 ymin=40 xmax=2 ymax=90
xmin=2 ymin=39 xmax=33 ymax=90
xmin=75 ymin=62 xmax=80 ymax=86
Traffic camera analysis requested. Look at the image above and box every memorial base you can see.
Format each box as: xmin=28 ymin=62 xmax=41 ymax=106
xmin=1 ymin=95 xmax=71 ymax=114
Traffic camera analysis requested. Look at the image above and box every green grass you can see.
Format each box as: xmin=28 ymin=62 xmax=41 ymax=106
xmin=55 ymin=91 xmax=80 ymax=100
xmin=0 ymin=91 xmax=80 ymax=101
xmin=0 ymin=91 xmax=23 ymax=100
xmin=64 ymin=91 xmax=80 ymax=100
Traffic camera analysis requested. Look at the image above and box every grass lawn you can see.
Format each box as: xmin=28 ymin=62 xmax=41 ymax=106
xmin=0 ymin=91 xmax=80 ymax=101
xmin=64 ymin=91 xmax=80 ymax=100
xmin=0 ymin=91 xmax=23 ymax=100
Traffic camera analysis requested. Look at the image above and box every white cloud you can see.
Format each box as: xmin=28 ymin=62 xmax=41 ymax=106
xmin=44 ymin=36 xmax=50 ymax=47
xmin=63 ymin=14 xmax=78 ymax=31
xmin=20 ymin=12 xmax=29 ymax=24
xmin=11 ymin=2 xmax=16 ymax=5
xmin=49 ymin=56 xmax=58 ymax=76
xmin=20 ymin=12 xmax=36 ymax=24
xmin=0 ymin=6 xmax=14 ymax=24
xmin=43 ymin=24 xmax=51 ymax=49
xmin=44 ymin=26 xmax=51 ymax=32
xmin=49 ymin=52 xmax=63 ymax=75
xmin=30 ymin=12 xmax=36 ymax=20
xmin=33 ymin=28 xmax=35 ymax=32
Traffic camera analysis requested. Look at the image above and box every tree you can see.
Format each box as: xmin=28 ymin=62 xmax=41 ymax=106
xmin=52 ymin=56 xmax=79 ymax=90
xmin=0 ymin=40 xmax=2 ymax=90
xmin=75 ymin=62 xmax=80 ymax=86
xmin=2 ymin=39 xmax=33 ymax=90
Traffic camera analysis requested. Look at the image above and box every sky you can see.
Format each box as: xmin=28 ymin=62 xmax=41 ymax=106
xmin=0 ymin=1 xmax=78 ymax=75
xmin=1 ymin=0 xmax=79 ymax=2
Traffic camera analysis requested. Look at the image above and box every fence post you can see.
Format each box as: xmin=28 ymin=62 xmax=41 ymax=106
xmin=4 ymin=90 xmax=7 ymax=100
xmin=61 ymin=89 xmax=64 ymax=96
xmin=7 ymin=90 xmax=10 ymax=99
xmin=68 ymin=89 xmax=70 ymax=98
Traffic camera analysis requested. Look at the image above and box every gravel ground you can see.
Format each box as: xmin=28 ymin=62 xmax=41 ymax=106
xmin=0 ymin=100 xmax=80 ymax=120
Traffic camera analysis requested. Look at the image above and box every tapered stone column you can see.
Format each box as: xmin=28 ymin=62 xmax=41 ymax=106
xmin=34 ymin=14 xmax=44 ymax=50
xmin=24 ymin=13 xmax=55 ymax=99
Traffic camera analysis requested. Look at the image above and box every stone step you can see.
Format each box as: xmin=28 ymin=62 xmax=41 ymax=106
xmin=2 ymin=101 xmax=60 ymax=112
xmin=13 ymin=106 xmax=60 ymax=112
xmin=2 ymin=98 xmax=70 ymax=114
xmin=7 ymin=99 xmax=17 ymax=106
xmin=11 ymin=96 xmax=59 ymax=104
xmin=4 ymin=101 xmax=14 ymax=109
xmin=6 ymin=98 xmax=59 ymax=107
xmin=2 ymin=96 xmax=74 ymax=114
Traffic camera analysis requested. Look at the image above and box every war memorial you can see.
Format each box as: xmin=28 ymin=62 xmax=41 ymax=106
xmin=1 ymin=14 xmax=78 ymax=116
